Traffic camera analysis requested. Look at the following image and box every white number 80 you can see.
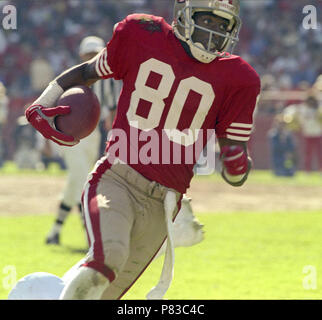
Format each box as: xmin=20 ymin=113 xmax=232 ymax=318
xmin=126 ymin=58 xmax=215 ymax=146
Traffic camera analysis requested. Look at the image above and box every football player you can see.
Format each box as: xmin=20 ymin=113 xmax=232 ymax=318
xmin=25 ymin=0 xmax=260 ymax=299
xmin=45 ymin=36 xmax=205 ymax=255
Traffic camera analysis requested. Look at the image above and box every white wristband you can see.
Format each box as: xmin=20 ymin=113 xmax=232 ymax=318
xmin=33 ymin=80 xmax=64 ymax=108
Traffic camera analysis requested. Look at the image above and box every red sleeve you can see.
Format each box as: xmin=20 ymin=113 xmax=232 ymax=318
xmin=215 ymin=78 xmax=261 ymax=142
xmin=95 ymin=16 xmax=134 ymax=80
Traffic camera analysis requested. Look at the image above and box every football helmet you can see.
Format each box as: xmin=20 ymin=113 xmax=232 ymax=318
xmin=8 ymin=272 xmax=65 ymax=300
xmin=173 ymin=0 xmax=241 ymax=63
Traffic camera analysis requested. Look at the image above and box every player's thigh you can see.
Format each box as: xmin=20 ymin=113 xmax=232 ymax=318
xmin=100 ymin=197 xmax=167 ymax=300
xmin=83 ymin=174 xmax=135 ymax=274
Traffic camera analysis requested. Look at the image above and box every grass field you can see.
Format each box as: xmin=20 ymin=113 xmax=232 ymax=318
xmin=0 ymin=163 xmax=321 ymax=300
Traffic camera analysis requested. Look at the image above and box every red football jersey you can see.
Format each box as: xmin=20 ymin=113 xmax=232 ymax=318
xmin=94 ymin=14 xmax=261 ymax=194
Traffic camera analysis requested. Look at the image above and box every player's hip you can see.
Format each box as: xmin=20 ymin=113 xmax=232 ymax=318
xmin=88 ymin=155 xmax=182 ymax=202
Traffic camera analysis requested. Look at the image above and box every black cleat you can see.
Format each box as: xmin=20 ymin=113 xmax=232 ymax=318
xmin=45 ymin=233 xmax=60 ymax=245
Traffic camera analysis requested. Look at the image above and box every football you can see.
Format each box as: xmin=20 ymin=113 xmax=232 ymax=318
xmin=54 ymin=85 xmax=100 ymax=140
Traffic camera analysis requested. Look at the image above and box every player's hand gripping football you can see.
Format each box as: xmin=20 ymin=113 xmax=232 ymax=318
xmin=220 ymin=145 xmax=249 ymax=176
xmin=25 ymin=104 xmax=79 ymax=147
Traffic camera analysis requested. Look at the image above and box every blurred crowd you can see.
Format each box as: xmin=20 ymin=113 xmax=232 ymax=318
xmin=0 ymin=0 xmax=321 ymax=171
xmin=239 ymin=0 xmax=321 ymax=91
xmin=0 ymin=0 xmax=321 ymax=97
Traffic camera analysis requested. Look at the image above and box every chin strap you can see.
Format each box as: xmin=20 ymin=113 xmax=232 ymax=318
xmin=146 ymin=190 xmax=177 ymax=300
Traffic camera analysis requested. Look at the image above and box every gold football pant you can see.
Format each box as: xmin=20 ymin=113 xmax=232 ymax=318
xmin=81 ymin=162 xmax=182 ymax=299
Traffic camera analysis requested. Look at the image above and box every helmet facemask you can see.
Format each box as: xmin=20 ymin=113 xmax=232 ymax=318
xmin=173 ymin=0 xmax=242 ymax=63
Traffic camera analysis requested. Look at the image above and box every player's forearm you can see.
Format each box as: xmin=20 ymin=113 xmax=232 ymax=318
xmin=55 ymin=62 xmax=97 ymax=90
xmin=33 ymin=61 xmax=99 ymax=108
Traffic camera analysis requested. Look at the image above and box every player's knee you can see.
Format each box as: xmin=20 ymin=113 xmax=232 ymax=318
xmin=103 ymin=241 xmax=129 ymax=274
xmin=60 ymin=265 xmax=110 ymax=300
xmin=80 ymin=241 xmax=129 ymax=283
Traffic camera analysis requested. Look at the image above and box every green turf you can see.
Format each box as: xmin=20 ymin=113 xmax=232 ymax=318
xmin=196 ymin=169 xmax=322 ymax=187
xmin=1 ymin=210 xmax=321 ymax=300
xmin=0 ymin=161 xmax=66 ymax=176
xmin=0 ymin=214 xmax=86 ymax=299
xmin=1 ymin=161 xmax=321 ymax=186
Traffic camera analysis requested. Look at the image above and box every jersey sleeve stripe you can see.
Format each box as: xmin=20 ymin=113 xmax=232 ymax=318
xmin=100 ymin=49 xmax=111 ymax=75
xmin=95 ymin=48 xmax=113 ymax=78
xmin=95 ymin=52 xmax=105 ymax=78
xmin=230 ymin=122 xmax=253 ymax=129
xmin=102 ymin=49 xmax=113 ymax=75
xmin=226 ymin=128 xmax=252 ymax=135
xmin=226 ymin=134 xmax=250 ymax=142
xmin=99 ymin=53 xmax=109 ymax=76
